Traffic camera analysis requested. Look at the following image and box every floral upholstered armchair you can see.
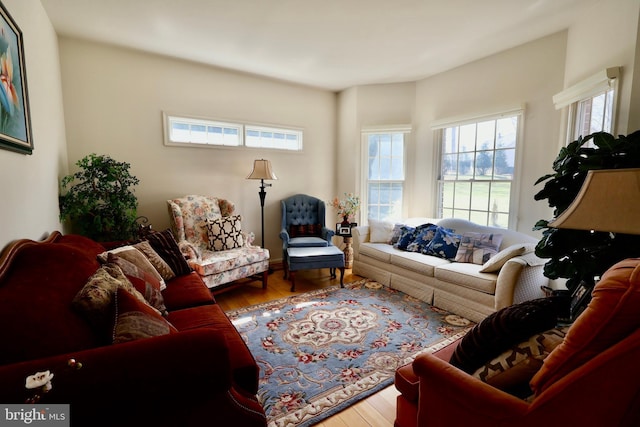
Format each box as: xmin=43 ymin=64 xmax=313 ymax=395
xmin=167 ymin=195 xmax=270 ymax=291
xmin=280 ymin=194 xmax=335 ymax=265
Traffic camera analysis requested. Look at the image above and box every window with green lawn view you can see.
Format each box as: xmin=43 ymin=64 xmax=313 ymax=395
xmin=364 ymin=129 xmax=407 ymax=222
xmin=437 ymin=113 xmax=520 ymax=228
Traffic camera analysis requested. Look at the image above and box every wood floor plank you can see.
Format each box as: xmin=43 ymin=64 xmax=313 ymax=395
xmin=216 ymin=268 xmax=398 ymax=427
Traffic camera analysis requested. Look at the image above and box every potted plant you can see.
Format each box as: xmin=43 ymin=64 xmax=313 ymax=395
xmin=59 ymin=154 xmax=140 ymax=242
xmin=533 ymin=131 xmax=640 ymax=291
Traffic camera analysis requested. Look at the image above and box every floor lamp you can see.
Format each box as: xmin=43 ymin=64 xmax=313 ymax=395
xmin=247 ymin=159 xmax=277 ymax=249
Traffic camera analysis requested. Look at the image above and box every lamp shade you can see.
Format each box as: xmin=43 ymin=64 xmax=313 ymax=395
xmin=548 ymin=168 xmax=640 ymax=235
xmin=247 ymin=159 xmax=277 ymax=180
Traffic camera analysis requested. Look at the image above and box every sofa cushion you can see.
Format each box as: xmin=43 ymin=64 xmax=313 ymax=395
xmin=289 ymin=223 xmax=322 ymax=238
xmin=108 ymin=253 xmax=168 ymax=316
xmin=192 ymin=246 xmax=270 ymax=276
xmin=454 ymin=232 xmax=503 ymax=265
xmin=434 ymin=263 xmax=497 ymax=294
xmin=144 ymin=228 xmax=192 ymax=276
xmin=395 ymin=225 xmax=418 ymax=250
xmin=205 ymin=215 xmax=244 ymax=251
xmin=369 ymin=219 xmax=394 ymax=243
xmin=73 ymin=264 xmax=157 ymax=332
xmin=112 ymin=288 xmax=178 ymax=344
xmin=133 ymin=240 xmax=176 ymax=281
xmin=426 ymin=227 xmax=462 ymax=260
xmin=530 ymin=258 xmax=640 ymax=394
xmin=450 ymin=297 xmax=562 ymax=374
xmin=479 ymin=243 xmax=530 ymax=273
xmin=359 ymin=242 xmax=395 ymax=263
xmin=390 ymin=251 xmax=450 ymax=277
xmin=471 ymin=326 xmax=568 ymax=398
xmin=407 ymin=224 xmax=439 ymax=254
xmin=161 ymin=272 xmax=215 ymax=311
xmin=98 ymin=245 xmax=166 ymax=289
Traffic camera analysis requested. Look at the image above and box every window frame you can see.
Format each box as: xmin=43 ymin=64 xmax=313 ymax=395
xmin=162 ymin=112 xmax=303 ymax=151
xmin=432 ymin=108 xmax=524 ymax=229
xmin=360 ymin=125 xmax=410 ymax=223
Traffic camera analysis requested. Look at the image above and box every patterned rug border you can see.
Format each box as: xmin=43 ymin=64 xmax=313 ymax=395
xmin=226 ymin=279 xmax=472 ymax=427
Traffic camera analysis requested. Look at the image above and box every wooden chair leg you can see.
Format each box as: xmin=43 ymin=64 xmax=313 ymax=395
xmin=339 ymin=267 xmax=344 ymax=288
xmin=262 ymin=270 xmax=268 ymax=289
xmin=290 ymin=271 xmax=296 ymax=292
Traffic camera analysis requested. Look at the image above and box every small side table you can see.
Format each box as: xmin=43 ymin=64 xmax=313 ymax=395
xmin=335 ymin=222 xmax=357 ymax=270
xmin=342 ymin=236 xmax=354 ymax=269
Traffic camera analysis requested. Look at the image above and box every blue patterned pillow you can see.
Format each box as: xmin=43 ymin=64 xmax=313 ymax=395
xmin=406 ymin=223 xmax=439 ymax=253
xmin=426 ymin=227 xmax=462 ymax=260
xmin=394 ymin=226 xmax=417 ymax=250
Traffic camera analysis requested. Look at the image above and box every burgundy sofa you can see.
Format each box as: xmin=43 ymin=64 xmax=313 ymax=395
xmin=0 ymin=231 xmax=266 ymax=427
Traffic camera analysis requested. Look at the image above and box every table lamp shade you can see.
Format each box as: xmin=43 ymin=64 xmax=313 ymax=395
xmin=548 ymin=168 xmax=640 ymax=235
xmin=247 ymin=159 xmax=277 ymax=181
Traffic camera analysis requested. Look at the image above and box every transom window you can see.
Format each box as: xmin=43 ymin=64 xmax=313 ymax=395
xmin=362 ymin=127 xmax=408 ymax=222
xmin=436 ymin=112 xmax=521 ymax=228
xmin=163 ymin=112 xmax=302 ymax=151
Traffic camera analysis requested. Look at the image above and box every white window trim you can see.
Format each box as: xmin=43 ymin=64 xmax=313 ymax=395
xmin=360 ymin=125 xmax=411 ymax=223
xmin=432 ymin=108 xmax=525 ymax=229
xmin=552 ymin=67 xmax=620 ymax=109
xmin=162 ymin=111 xmax=303 ymax=151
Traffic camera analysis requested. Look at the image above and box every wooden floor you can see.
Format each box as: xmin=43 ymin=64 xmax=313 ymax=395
xmin=215 ymin=267 xmax=400 ymax=427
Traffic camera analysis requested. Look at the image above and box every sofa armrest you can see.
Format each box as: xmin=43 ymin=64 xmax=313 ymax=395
xmin=351 ymin=226 xmax=369 ymax=261
xmin=0 ymin=329 xmax=235 ymax=402
xmin=494 ymin=256 xmax=548 ymax=310
xmin=412 ymin=352 xmax=528 ymax=426
xmin=279 ymin=228 xmax=290 ymax=244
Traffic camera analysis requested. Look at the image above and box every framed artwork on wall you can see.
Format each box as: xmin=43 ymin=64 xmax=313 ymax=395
xmin=0 ymin=1 xmax=32 ymax=155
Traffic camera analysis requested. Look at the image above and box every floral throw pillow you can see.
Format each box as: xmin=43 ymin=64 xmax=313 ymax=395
xmin=426 ymin=227 xmax=462 ymax=260
xmin=454 ymin=232 xmax=504 ymax=265
xmin=205 ymin=215 xmax=244 ymax=251
xmin=112 ymin=288 xmax=177 ymax=344
xmin=406 ymin=223 xmax=439 ymax=254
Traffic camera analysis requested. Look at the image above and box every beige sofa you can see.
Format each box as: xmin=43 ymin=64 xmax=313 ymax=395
xmin=352 ymin=218 xmax=549 ymax=322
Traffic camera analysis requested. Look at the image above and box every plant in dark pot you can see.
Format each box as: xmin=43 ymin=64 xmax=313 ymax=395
xmin=59 ymin=154 xmax=140 ymax=242
xmin=533 ymin=131 xmax=640 ymax=292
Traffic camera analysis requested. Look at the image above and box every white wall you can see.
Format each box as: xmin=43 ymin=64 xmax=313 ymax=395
xmin=58 ymin=38 xmax=336 ymax=259
xmin=412 ymin=31 xmax=568 ymax=236
xmin=0 ymin=0 xmax=67 ymax=247
xmin=563 ymin=0 xmax=640 ymax=134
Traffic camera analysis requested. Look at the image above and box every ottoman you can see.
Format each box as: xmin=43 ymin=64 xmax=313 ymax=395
xmin=285 ymin=246 xmax=345 ymax=291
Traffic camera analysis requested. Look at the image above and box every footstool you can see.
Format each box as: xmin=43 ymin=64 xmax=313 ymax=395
xmin=285 ymin=246 xmax=345 ymax=292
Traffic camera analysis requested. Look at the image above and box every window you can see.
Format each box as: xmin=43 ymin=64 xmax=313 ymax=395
xmin=245 ymin=125 xmax=302 ymax=151
xmin=163 ymin=112 xmax=302 ymax=151
xmin=165 ymin=115 xmax=242 ymax=147
xmin=362 ymin=127 xmax=408 ymax=222
xmin=553 ymin=67 xmax=619 ymax=146
xmin=436 ymin=112 xmax=521 ymax=228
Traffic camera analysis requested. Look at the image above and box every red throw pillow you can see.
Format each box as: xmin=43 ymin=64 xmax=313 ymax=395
xmin=112 ymin=288 xmax=177 ymax=344
xmin=530 ymin=258 xmax=640 ymax=394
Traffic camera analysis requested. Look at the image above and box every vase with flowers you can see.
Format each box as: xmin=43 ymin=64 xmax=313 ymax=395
xmin=329 ymin=193 xmax=360 ymax=226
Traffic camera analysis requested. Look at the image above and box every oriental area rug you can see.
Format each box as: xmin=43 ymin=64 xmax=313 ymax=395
xmin=226 ymin=279 xmax=474 ymax=427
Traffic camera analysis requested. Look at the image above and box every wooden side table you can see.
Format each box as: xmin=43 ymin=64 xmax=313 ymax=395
xmin=335 ymin=222 xmax=357 ymax=269
xmin=342 ymin=236 xmax=354 ymax=269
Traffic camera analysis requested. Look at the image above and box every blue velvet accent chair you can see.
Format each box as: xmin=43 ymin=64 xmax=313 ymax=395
xmin=280 ymin=194 xmax=335 ymax=275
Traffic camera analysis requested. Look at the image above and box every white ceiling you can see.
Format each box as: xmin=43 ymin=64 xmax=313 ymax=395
xmin=40 ymin=0 xmax=600 ymax=91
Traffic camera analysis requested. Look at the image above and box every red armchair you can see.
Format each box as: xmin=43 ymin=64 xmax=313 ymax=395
xmin=395 ymin=258 xmax=640 ymax=427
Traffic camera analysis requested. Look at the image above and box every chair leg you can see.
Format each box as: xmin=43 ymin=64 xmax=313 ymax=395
xmin=262 ymin=270 xmax=268 ymax=289
xmin=289 ymin=271 xmax=296 ymax=292
xmin=339 ymin=267 xmax=344 ymax=288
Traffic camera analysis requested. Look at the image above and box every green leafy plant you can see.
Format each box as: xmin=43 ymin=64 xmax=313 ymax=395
xmin=59 ymin=154 xmax=140 ymax=241
xmin=533 ymin=131 xmax=640 ymax=291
